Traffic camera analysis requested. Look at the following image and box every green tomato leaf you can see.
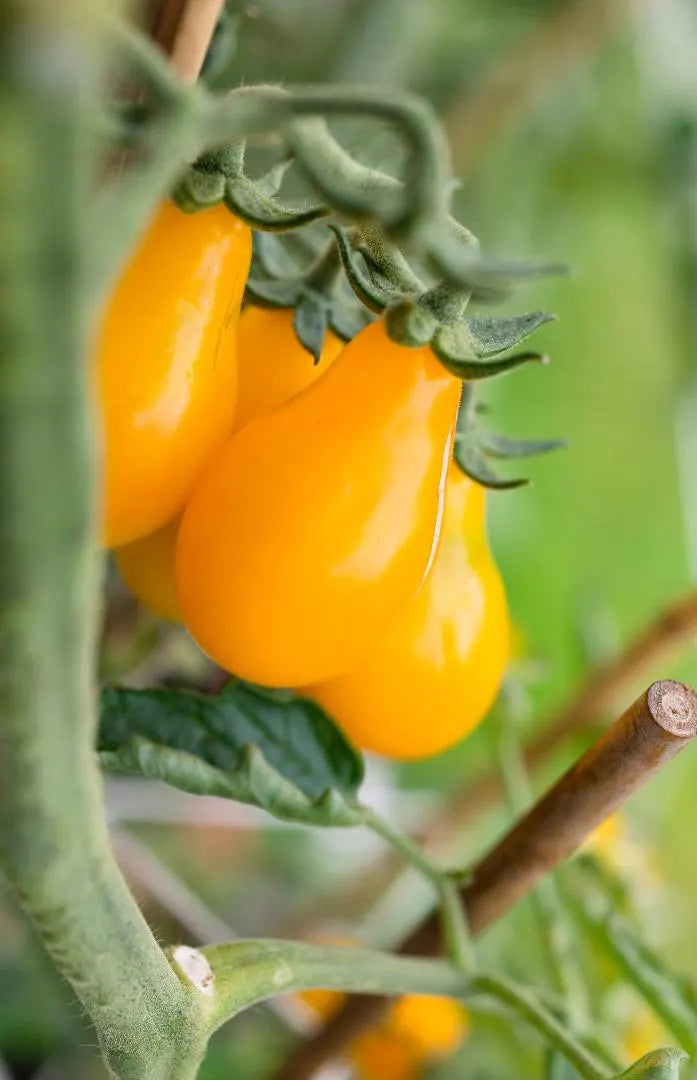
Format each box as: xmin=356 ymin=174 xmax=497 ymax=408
xmin=616 ymin=1049 xmax=688 ymax=1079
xmin=98 ymin=682 xmax=365 ymax=828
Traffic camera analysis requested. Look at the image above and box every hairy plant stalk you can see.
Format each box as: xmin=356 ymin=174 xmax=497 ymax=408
xmin=0 ymin=6 xmax=207 ymax=1077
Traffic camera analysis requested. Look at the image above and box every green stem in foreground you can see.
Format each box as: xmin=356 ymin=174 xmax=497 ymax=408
xmin=474 ymin=974 xmax=609 ymax=1080
xmin=0 ymin=7 xmax=206 ymax=1078
xmin=491 ymin=690 xmax=591 ymax=1028
xmin=362 ymin=808 xmax=475 ymax=969
xmin=201 ymin=940 xmax=609 ymax=1079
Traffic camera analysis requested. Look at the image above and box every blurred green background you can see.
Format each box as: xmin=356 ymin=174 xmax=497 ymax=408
xmin=3 ymin=0 xmax=697 ymax=1076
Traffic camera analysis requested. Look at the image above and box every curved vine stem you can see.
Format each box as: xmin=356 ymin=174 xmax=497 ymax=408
xmin=361 ymin=808 xmax=475 ymax=970
xmin=0 ymin=6 xmax=209 ymax=1078
xmin=200 ymin=940 xmax=608 ymax=1080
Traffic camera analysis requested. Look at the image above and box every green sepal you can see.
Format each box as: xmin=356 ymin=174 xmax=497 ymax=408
xmin=384 ymin=298 xmax=439 ymax=348
xmin=253 ymin=157 xmax=294 ymax=199
xmin=224 ymin=176 xmax=327 ymax=232
xmin=330 ymin=297 xmax=374 ymax=342
xmin=293 ymin=292 xmax=330 ymax=363
xmin=98 ymin=682 xmax=365 ymax=828
xmin=244 ymin=276 xmax=301 ymax=309
xmin=454 ymin=389 xmax=562 ymax=490
xmin=330 ymin=225 xmax=392 ymax=313
xmin=428 ymin=230 xmax=568 ymax=299
xmin=433 ymin=334 xmax=548 ymax=380
xmin=252 ymin=231 xmax=302 ymax=279
xmin=245 ymin=231 xmax=373 ymax=351
xmin=615 ymin=1049 xmax=688 ymax=1079
xmin=464 ymin=312 xmax=556 ymax=357
xmin=171 ymin=168 xmax=225 ymax=213
xmin=479 ymin=431 xmax=567 ymax=459
xmin=455 ymin=433 xmax=529 ymax=490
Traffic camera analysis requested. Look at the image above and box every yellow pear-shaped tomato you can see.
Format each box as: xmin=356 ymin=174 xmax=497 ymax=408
xmin=176 ymin=319 xmax=461 ymax=686
xmin=307 ymin=466 xmax=509 ymax=760
xmin=114 ymin=516 xmax=183 ymax=622
xmin=113 ymin=309 xmax=342 ymax=619
xmin=98 ymin=201 xmax=252 ymax=547
xmin=235 ymin=305 xmax=344 ymax=429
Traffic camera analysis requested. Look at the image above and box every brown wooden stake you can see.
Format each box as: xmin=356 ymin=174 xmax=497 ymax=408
xmin=146 ymin=0 xmax=224 ymax=83
xmin=272 ymin=680 xmax=697 ymax=1080
xmin=433 ymin=587 xmax=697 ymax=840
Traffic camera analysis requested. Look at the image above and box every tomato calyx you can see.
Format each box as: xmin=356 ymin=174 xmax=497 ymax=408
xmin=454 ymin=385 xmax=565 ymax=491
xmin=172 ymin=140 xmax=327 ymax=230
xmin=246 ymin=231 xmax=373 ymax=360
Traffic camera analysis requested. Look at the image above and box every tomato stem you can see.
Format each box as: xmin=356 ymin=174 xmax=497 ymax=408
xmin=360 ymin=807 xmax=475 ymax=970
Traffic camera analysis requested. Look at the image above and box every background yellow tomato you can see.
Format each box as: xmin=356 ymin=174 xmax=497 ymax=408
xmin=114 ymin=517 xmax=183 ymax=622
xmin=235 ymin=305 xmax=344 ymax=429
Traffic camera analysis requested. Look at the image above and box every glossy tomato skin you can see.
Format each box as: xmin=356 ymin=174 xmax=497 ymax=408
xmin=307 ymin=466 xmax=509 ymax=760
xmin=114 ymin=516 xmax=183 ymax=622
xmin=175 ymin=319 xmax=462 ymax=687
xmin=235 ymin=306 xmax=344 ymax=430
xmin=99 ymin=201 xmax=252 ymax=547
xmin=113 ymin=306 xmax=341 ymax=619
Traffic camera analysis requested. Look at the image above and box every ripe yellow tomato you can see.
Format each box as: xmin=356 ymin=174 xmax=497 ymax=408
xmin=114 ymin=516 xmax=183 ymax=622
xmin=176 ymin=319 xmax=461 ymax=686
xmin=307 ymin=465 xmax=509 ymax=759
xmin=300 ymin=980 xmax=467 ymax=1080
xmin=385 ymin=994 xmax=467 ymax=1057
xmin=620 ymin=1003 xmax=668 ymax=1064
xmin=349 ymin=996 xmax=468 ymax=1080
xmin=348 ymin=1030 xmax=417 ymax=1080
xmin=113 ymin=306 xmax=341 ymax=619
xmin=98 ymin=201 xmax=251 ymax=547
xmin=235 ymin=305 xmax=344 ymax=430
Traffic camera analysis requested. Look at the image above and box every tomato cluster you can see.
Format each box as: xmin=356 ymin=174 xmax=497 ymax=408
xmin=102 ymin=202 xmax=509 ymax=761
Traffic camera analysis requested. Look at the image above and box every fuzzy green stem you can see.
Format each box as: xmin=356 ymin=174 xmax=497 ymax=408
xmin=202 ymin=940 xmax=474 ymax=1030
xmin=0 ymin=7 xmax=206 ymax=1078
xmin=201 ymin=940 xmax=608 ymax=1078
xmin=361 ymin=809 xmax=474 ymax=969
xmin=474 ymin=974 xmax=609 ymax=1080
xmin=569 ymin=877 xmax=697 ymax=1059
xmin=492 ymin=693 xmax=590 ymax=1029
